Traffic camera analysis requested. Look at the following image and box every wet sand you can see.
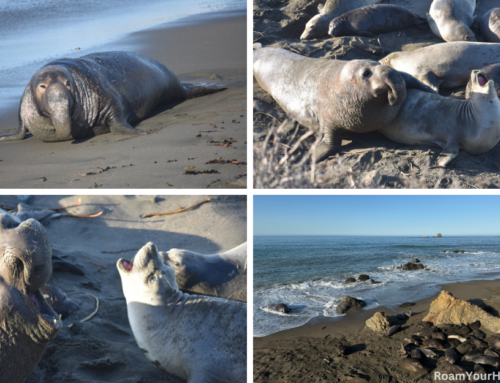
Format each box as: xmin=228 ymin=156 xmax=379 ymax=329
xmin=0 ymin=10 xmax=246 ymax=189
xmin=253 ymin=0 xmax=500 ymax=189
xmin=254 ymin=278 xmax=500 ymax=382
xmin=0 ymin=195 xmax=246 ymax=382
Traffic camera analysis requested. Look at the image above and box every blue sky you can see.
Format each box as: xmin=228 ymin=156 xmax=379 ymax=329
xmin=254 ymin=196 xmax=500 ymax=236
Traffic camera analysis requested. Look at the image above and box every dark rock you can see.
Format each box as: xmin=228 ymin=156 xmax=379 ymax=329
xmin=345 ymin=277 xmax=356 ymax=284
xmin=275 ymin=303 xmax=290 ymax=313
xmin=456 ymin=342 xmax=474 ymax=355
xmin=336 ymin=296 xmax=366 ymax=314
xmin=397 ymin=262 xmax=424 ymax=271
xmin=469 ymin=320 xmax=481 ymax=331
xmin=411 ymin=258 xmax=421 ymax=264
xmin=400 ymin=302 xmax=416 ymax=307
xmin=358 ymin=274 xmax=370 ymax=281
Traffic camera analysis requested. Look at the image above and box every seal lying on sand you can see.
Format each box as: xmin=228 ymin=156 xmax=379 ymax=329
xmin=380 ymin=70 xmax=500 ymax=166
xmin=0 ymin=214 xmax=62 ymax=383
xmin=161 ymin=242 xmax=247 ymax=302
xmin=328 ymin=5 xmax=427 ymax=38
xmin=0 ymin=51 xmax=226 ymax=142
xmin=117 ymin=242 xmax=246 ymax=383
xmin=427 ymin=0 xmax=476 ymax=42
xmin=479 ymin=8 xmax=500 ymax=42
xmin=381 ymin=42 xmax=500 ymax=92
xmin=300 ymin=0 xmax=382 ymax=40
xmin=254 ymin=47 xmax=436 ymax=161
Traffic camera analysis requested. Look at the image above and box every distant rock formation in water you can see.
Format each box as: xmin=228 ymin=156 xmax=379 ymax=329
xmin=433 ymin=233 xmax=442 ymax=238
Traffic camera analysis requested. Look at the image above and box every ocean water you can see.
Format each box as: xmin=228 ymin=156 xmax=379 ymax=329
xmin=254 ymin=235 xmax=500 ymax=337
xmin=0 ymin=0 xmax=244 ymax=117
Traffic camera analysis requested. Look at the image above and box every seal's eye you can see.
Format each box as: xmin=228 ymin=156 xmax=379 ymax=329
xmin=362 ymin=69 xmax=371 ymax=78
xmin=66 ymin=81 xmax=71 ymax=87
xmin=39 ymin=85 xmax=46 ymax=89
xmin=174 ymin=261 xmax=179 ymax=266
xmin=149 ymin=275 xmax=156 ymax=284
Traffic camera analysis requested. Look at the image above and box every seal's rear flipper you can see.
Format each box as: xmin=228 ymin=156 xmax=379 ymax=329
xmin=184 ymin=85 xmax=227 ymax=99
xmin=436 ymin=142 xmax=459 ymax=167
xmin=400 ymin=72 xmax=437 ymax=94
xmin=0 ymin=122 xmax=27 ymax=142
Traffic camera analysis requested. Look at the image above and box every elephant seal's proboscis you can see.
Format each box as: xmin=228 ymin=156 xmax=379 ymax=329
xmin=1 ymin=51 xmax=226 ymax=142
xmin=117 ymin=242 xmax=247 ymax=383
xmin=0 ymin=214 xmax=62 ymax=383
xmin=161 ymin=242 xmax=247 ymax=302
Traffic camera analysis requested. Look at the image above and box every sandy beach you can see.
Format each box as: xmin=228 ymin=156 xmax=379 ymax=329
xmin=254 ymin=279 xmax=500 ymax=382
xmin=0 ymin=9 xmax=246 ymax=189
xmin=0 ymin=195 xmax=246 ymax=382
xmin=253 ymin=0 xmax=500 ymax=189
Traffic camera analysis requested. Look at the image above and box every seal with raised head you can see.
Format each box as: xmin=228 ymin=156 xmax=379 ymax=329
xmin=117 ymin=242 xmax=246 ymax=383
xmin=328 ymin=4 xmax=427 ymax=38
xmin=161 ymin=242 xmax=247 ymax=302
xmin=479 ymin=8 xmax=500 ymax=42
xmin=427 ymin=0 xmax=476 ymax=42
xmin=0 ymin=51 xmax=226 ymax=142
xmin=254 ymin=47 xmax=436 ymax=161
xmin=0 ymin=214 xmax=62 ymax=383
xmin=466 ymin=63 xmax=500 ymax=99
xmin=300 ymin=0 xmax=382 ymax=40
xmin=381 ymin=42 xmax=500 ymax=92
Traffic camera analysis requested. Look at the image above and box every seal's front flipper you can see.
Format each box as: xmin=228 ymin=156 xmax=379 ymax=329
xmin=0 ymin=122 xmax=27 ymax=142
xmin=312 ymin=134 xmax=341 ymax=163
xmin=400 ymin=72 xmax=437 ymax=94
xmin=184 ymin=84 xmax=227 ymax=99
xmin=436 ymin=141 xmax=459 ymax=167
xmin=109 ymin=118 xmax=147 ymax=136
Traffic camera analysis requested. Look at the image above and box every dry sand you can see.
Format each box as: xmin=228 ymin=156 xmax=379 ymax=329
xmin=0 ymin=10 xmax=246 ymax=189
xmin=253 ymin=0 xmax=500 ymax=189
xmin=254 ymin=278 xmax=500 ymax=383
xmin=0 ymin=195 xmax=246 ymax=382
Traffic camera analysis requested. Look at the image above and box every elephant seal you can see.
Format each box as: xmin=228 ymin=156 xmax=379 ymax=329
xmin=300 ymin=0 xmax=382 ymax=40
xmin=381 ymin=42 xmax=500 ymax=92
xmin=380 ymin=70 xmax=500 ymax=166
xmin=466 ymin=63 xmax=500 ymax=99
xmin=254 ymin=47 xmax=436 ymax=162
xmin=427 ymin=0 xmax=476 ymax=42
xmin=161 ymin=242 xmax=246 ymax=302
xmin=40 ymin=284 xmax=80 ymax=320
xmin=0 ymin=215 xmax=62 ymax=383
xmin=328 ymin=5 xmax=427 ymax=38
xmin=1 ymin=51 xmax=226 ymax=142
xmin=479 ymin=8 xmax=500 ymax=42
xmin=117 ymin=242 xmax=246 ymax=383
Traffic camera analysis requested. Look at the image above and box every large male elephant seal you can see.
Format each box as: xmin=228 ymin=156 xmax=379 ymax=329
xmin=479 ymin=8 xmax=500 ymax=43
xmin=254 ymin=47 xmax=436 ymax=161
xmin=0 ymin=215 xmax=62 ymax=383
xmin=427 ymin=0 xmax=477 ymax=42
xmin=381 ymin=42 xmax=500 ymax=92
xmin=465 ymin=63 xmax=500 ymax=99
xmin=161 ymin=242 xmax=247 ymax=302
xmin=0 ymin=51 xmax=226 ymax=142
xmin=380 ymin=70 xmax=500 ymax=166
xmin=300 ymin=0 xmax=382 ymax=40
xmin=328 ymin=5 xmax=427 ymax=38
xmin=117 ymin=242 xmax=246 ymax=383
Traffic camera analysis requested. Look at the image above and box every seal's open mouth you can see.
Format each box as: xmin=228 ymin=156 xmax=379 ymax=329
xmin=119 ymin=257 xmax=134 ymax=273
xmin=478 ymin=74 xmax=488 ymax=87
xmin=28 ymin=289 xmax=61 ymax=329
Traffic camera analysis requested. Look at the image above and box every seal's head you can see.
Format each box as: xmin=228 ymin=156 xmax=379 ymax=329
xmin=161 ymin=249 xmax=201 ymax=288
xmin=328 ymin=18 xmax=344 ymax=37
xmin=466 ymin=68 xmax=500 ymax=100
xmin=0 ymin=215 xmax=62 ymax=342
xmin=117 ymin=242 xmax=179 ymax=306
xmin=301 ymin=14 xmax=327 ymax=40
xmin=469 ymin=70 xmax=497 ymax=100
xmin=30 ymin=66 xmax=76 ymax=136
xmin=446 ymin=23 xmax=477 ymax=42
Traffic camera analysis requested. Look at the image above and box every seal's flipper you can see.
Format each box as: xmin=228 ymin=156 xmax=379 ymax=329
xmin=400 ymin=72 xmax=437 ymax=94
xmin=0 ymin=122 xmax=27 ymax=142
xmin=312 ymin=137 xmax=341 ymax=163
xmin=183 ymin=84 xmax=227 ymax=99
xmin=109 ymin=119 xmax=147 ymax=136
xmin=437 ymin=142 xmax=459 ymax=167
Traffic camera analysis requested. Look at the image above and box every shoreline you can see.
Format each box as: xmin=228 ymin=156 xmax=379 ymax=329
xmin=254 ymin=278 xmax=500 ymax=382
xmin=0 ymin=8 xmax=246 ymax=188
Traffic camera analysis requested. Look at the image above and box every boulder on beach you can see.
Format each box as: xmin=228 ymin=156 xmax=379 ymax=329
xmin=345 ymin=277 xmax=356 ymax=284
xmin=336 ymin=296 xmax=366 ymax=314
xmin=423 ymin=291 xmax=500 ymax=333
xmin=397 ymin=262 xmax=424 ymax=271
xmin=365 ymin=312 xmax=394 ymax=333
xmin=358 ymin=274 xmax=370 ymax=281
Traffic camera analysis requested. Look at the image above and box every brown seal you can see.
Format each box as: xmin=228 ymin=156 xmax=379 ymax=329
xmin=0 ymin=215 xmax=62 ymax=383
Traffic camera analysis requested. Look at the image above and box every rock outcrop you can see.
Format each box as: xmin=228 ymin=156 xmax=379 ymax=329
xmin=366 ymin=312 xmax=394 ymax=333
xmin=433 ymin=233 xmax=442 ymax=238
xmin=423 ymin=291 xmax=500 ymax=333
xmin=336 ymin=296 xmax=366 ymax=314
xmin=397 ymin=262 xmax=424 ymax=271
xmin=345 ymin=277 xmax=356 ymax=284
xmin=358 ymin=274 xmax=370 ymax=281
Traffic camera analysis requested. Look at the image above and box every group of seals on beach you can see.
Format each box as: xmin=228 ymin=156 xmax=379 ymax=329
xmin=1 ymin=51 xmax=226 ymax=142
xmin=255 ymin=1 xmax=500 ymax=166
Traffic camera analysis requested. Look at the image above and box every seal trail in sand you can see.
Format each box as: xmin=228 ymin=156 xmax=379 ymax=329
xmin=0 ymin=52 xmax=226 ymax=142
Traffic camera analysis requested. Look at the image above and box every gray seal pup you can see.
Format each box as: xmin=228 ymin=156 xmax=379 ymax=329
xmin=0 ymin=214 xmax=62 ymax=383
xmin=427 ymin=0 xmax=477 ymax=42
xmin=381 ymin=42 xmax=500 ymax=92
xmin=328 ymin=5 xmax=427 ymax=38
xmin=117 ymin=242 xmax=246 ymax=383
xmin=466 ymin=63 xmax=500 ymax=99
xmin=1 ymin=51 xmax=226 ymax=142
xmin=254 ymin=47 xmax=435 ymax=162
xmin=380 ymin=70 xmax=500 ymax=166
xmin=161 ymin=242 xmax=246 ymax=302
xmin=479 ymin=8 xmax=500 ymax=42
xmin=300 ymin=0 xmax=382 ymax=40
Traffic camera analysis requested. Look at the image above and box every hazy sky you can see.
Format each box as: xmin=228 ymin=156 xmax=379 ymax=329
xmin=254 ymin=195 xmax=500 ymax=236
